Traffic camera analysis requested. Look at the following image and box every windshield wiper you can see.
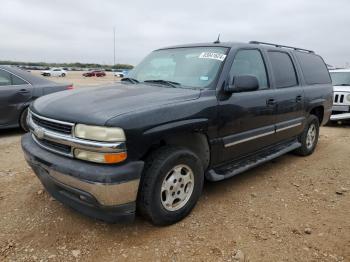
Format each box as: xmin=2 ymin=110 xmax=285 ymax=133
xmin=121 ymin=77 xmax=139 ymax=84
xmin=143 ymin=79 xmax=181 ymax=88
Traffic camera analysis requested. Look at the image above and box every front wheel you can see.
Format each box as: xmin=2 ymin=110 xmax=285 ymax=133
xmin=294 ymin=115 xmax=320 ymax=156
xmin=61 ymin=73 xmax=66 ymax=77
xmin=137 ymin=146 xmax=204 ymax=226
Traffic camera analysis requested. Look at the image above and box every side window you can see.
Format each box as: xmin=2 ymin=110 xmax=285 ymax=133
xmin=12 ymin=74 xmax=27 ymax=85
xmin=268 ymin=51 xmax=298 ymax=88
xmin=0 ymin=70 xmax=12 ymax=86
xmin=230 ymin=50 xmax=268 ymax=89
xmin=295 ymin=52 xmax=331 ymax=85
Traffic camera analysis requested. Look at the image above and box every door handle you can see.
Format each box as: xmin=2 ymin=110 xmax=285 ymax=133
xmin=266 ymin=98 xmax=276 ymax=106
xmin=296 ymin=95 xmax=303 ymax=103
xmin=18 ymin=89 xmax=30 ymax=94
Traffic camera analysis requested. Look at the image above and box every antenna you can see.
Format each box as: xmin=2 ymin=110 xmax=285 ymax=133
xmin=214 ymin=34 xmax=221 ymax=44
xmin=113 ymin=26 xmax=116 ymax=66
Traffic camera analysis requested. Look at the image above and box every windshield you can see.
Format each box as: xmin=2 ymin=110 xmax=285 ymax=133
xmin=330 ymin=72 xmax=350 ymax=86
xmin=127 ymin=47 xmax=228 ymax=89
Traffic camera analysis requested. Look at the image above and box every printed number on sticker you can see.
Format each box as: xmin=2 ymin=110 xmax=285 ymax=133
xmin=199 ymin=52 xmax=227 ymax=61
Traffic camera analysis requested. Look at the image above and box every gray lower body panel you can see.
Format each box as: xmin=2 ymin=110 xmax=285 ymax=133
xmin=206 ymin=140 xmax=301 ymax=182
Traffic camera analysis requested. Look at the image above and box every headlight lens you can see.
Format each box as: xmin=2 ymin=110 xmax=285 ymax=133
xmin=74 ymin=149 xmax=127 ymax=164
xmin=74 ymin=124 xmax=125 ymax=142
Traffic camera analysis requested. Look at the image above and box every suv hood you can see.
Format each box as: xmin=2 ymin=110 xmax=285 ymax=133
xmin=31 ymin=83 xmax=201 ymax=125
xmin=333 ymin=85 xmax=350 ymax=92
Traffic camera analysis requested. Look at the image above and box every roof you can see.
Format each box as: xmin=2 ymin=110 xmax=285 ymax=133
xmin=156 ymin=41 xmax=317 ymax=55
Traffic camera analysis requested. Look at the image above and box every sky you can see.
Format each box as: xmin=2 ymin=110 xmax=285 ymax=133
xmin=0 ymin=0 xmax=349 ymax=67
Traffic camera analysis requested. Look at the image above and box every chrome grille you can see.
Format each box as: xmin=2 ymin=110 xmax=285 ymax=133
xmin=28 ymin=110 xmax=126 ymax=159
xmin=29 ymin=111 xmax=75 ymax=156
xmin=31 ymin=113 xmax=72 ymax=134
xmin=38 ymin=138 xmax=72 ymax=154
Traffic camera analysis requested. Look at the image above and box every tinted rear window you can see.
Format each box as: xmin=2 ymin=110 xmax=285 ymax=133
xmin=268 ymin=51 xmax=298 ymax=88
xmin=296 ymin=52 xmax=331 ymax=85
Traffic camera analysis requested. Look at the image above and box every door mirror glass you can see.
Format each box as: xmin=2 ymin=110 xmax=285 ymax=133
xmin=225 ymin=75 xmax=259 ymax=93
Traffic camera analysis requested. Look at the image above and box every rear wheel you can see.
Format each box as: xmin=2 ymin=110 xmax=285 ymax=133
xmin=294 ymin=115 xmax=320 ymax=156
xmin=19 ymin=108 xmax=29 ymax=132
xmin=61 ymin=73 xmax=66 ymax=77
xmin=137 ymin=146 xmax=204 ymax=226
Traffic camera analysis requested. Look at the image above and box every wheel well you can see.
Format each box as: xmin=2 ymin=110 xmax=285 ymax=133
xmin=19 ymin=106 xmax=28 ymax=122
xmin=310 ymin=106 xmax=324 ymax=124
xmin=142 ymin=133 xmax=210 ymax=170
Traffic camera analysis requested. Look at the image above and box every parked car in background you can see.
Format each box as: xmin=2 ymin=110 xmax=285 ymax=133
xmin=22 ymin=41 xmax=332 ymax=225
xmin=114 ymin=69 xmax=129 ymax=77
xmin=83 ymin=70 xmax=106 ymax=77
xmin=41 ymin=68 xmax=67 ymax=77
xmin=0 ymin=65 xmax=73 ymax=131
xmin=329 ymin=69 xmax=350 ymax=122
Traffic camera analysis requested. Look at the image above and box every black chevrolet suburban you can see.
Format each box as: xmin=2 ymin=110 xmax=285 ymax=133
xmin=21 ymin=41 xmax=333 ymax=225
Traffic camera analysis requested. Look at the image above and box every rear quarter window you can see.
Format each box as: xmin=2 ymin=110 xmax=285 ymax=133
xmin=295 ymin=52 xmax=331 ymax=85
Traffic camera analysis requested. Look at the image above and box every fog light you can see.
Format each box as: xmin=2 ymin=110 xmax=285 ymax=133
xmin=74 ymin=149 xmax=127 ymax=164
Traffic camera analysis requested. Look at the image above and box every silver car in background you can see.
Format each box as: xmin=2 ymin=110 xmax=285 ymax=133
xmin=329 ymin=69 xmax=350 ymax=121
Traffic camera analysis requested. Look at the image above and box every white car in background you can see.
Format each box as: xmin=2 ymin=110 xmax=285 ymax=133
xmin=113 ymin=69 xmax=130 ymax=78
xmin=41 ymin=68 xmax=67 ymax=77
xmin=329 ymin=69 xmax=350 ymax=121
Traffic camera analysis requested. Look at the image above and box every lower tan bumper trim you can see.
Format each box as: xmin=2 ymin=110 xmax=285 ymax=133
xmin=49 ymin=170 xmax=140 ymax=206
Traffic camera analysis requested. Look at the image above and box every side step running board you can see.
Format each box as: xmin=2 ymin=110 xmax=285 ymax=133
xmin=206 ymin=141 xmax=301 ymax=182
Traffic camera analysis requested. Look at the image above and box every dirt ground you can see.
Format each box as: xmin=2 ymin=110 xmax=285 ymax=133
xmin=0 ymin=73 xmax=349 ymax=262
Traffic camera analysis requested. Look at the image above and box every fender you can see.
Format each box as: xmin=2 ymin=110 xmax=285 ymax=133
xmin=143 ymin=118 xmax=209 ymax=136
xmin=307 ymin=98 xmax=326 ymax=110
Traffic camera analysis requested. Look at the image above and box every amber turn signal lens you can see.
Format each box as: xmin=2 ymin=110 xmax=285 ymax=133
xmin=74 ymin=149 xmax=127 ymax=164
xmin=104 ymin=152 xmax=127 ymax=164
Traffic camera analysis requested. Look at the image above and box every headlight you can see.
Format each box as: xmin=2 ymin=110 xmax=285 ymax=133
xmin=74 ymin=149 xmax=127 ymax=164
xmin=347 ymin=94 xmax=350 ymax=102
xmin=74 ymin=124 xmax=125 ymax=142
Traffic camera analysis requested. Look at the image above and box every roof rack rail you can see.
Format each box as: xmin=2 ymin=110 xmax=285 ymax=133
xmin=249 ymin=41 xmax=314 ymax=53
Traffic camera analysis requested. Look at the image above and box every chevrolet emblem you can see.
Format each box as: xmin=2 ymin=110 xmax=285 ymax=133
xmin=34 ymin=127 xmax=45 ymax=139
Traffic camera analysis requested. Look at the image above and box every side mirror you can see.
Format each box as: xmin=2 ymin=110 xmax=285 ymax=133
xmin=225 ymin=75 xmax=259 ymax=93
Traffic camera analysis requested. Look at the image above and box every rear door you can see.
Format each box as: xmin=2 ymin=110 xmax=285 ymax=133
xmin=217 ymin=49 xmax=276 ymax=163
xmin=0 ymin=69 xmax=32 ymax=126
xmin=266 ymin=51 xmax=305 ymax=142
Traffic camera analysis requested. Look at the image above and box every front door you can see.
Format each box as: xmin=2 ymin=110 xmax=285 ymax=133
xmin=217 ymin=49 xmax=276 ymax=164
xmin=0 ymin=69 xmax=32 ymax=126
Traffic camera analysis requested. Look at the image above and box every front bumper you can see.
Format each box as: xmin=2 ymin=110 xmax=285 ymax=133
xmin=21 ymin=133 xmax=144 ymax=223
xmin=330 ymin=113 xmax=350 ymax=121
xmin=330 ymin=105 xmax=350 ymax=121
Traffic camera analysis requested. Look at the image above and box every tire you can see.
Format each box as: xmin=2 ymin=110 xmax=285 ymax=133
xmin=47 ymin=73 xmax=51 ymax=77
xmin=137 ymin=146 xmax=204 ymax=226
xmin=294 ymin=115 xmax=320 ymax=156
xmin=19 ymin=108 xmax=29 ymax=132
xmin=61 ymin=73 xmax=66 ymax=77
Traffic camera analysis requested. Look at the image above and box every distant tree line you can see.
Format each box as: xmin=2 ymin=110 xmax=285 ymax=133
xmin=0 ymin=60 xmax=134 ymax=70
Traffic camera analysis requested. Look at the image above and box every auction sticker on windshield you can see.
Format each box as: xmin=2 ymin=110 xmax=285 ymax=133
xmin=199 ymin=52 xmax=227 ymax=61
